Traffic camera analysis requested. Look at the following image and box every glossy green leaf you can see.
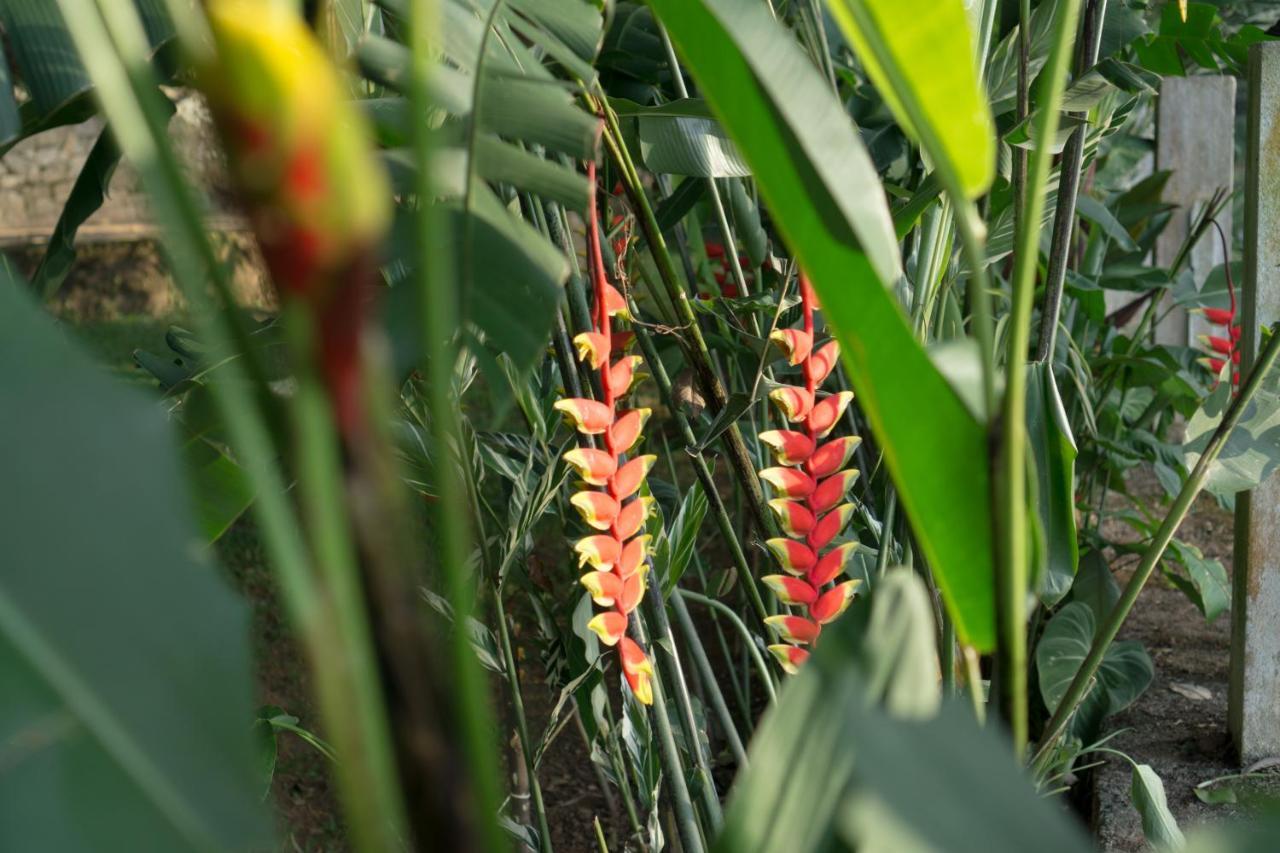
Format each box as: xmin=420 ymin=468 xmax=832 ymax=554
xmin=658 ymin=482 xmax=708 ymax=597
xmin=0 ymin=273 xmax=271 ymax=850
xmin=1036 ymin=602 xmax=1153 ymax=722
xmin=1027 ymin=363 xmax=1078 ymax=606
xmin=826 ymin=0 xmax=996 ymax=199
xmin=1184 ymin=359 xmax=1280 ymax=497
xmin=1132 ymin=764 xmax=1186 ymax=850
xmin=649 ymin=0 xmax=996 ymax=649
xmin=1166 ymin=540 xmax=1230 ymax=623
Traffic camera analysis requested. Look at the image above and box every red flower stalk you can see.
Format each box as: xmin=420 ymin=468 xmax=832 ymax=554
xmin=1197 ymin=221 xmax=1241 ymax=389
xmin=556 ymin=161 xmax=654 ymax=704
xmin=758 ymin=274 xmax=863 ymax=672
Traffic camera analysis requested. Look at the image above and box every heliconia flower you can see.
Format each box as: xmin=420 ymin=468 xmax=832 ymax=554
xmin=573 ymin=332 xmax=610 ymax=369
xmin=1199 ymin=334 xmax=1234 ymax=355
xmin=580 ymin=570 xmax=623 ymax=606
xmin=762 ymin=574 xmax=819 ymax=606
xmin=564 ymin=448 xmax=618 ymax=486
xmin=768 ymin=644 xmax=810 ymax=674
xmin=1201 ymin=307 xmax=1235 ymax=325
xmin=769 ymin=385 xmax=815 ymax=422
xmin=765 ymin=538 xmax=818 ymax=576
xmin=809 ymin=340 xmax=841 ymax=386
xmin=614 ymin=496 xmax=654 ymax=540
xmin=768 ymin=498 xmax=816 ymax=537
xmin=757 ymin=272 xmax=862 ymax=670
xmin=811 ymin=469 xmax=861 ymax=515
xmin=807 ymin=391 xmax=854 ymax=439
xmin=561 ymin=161 xmax=654 ymax=705
xmin=588 ymin=611 xmax=629 ymax=646
xmin=619 ymin=637 xmax=654 ymax=705
xmin=765 ymin=614 xmax=821 ymax=645
xmin=808 ymin=503 xmax=855 ymax=551
xmin=760 ymin=467 xmax=816 ymax=498
xmin=808 ymin=435 xmax=862 ymax=479
xmin=810 ymin=542 xmax=858 ymax=586
xmin=759 ymin=429 xmax=816 ymax=466
xmin=610 ymin=408 xmax=651 ymax=455
xmin=554 ymin=398 xmax=614 ymax=435
xmin=770 ymin=328 xmax=814 ymax=365
xmin=570 ymin=491 xmax=621 ymax=531
xmin=575 ymin=535 xmax=622 ymax=570
xmin=810 ymin=579 xmax=861 ymax=624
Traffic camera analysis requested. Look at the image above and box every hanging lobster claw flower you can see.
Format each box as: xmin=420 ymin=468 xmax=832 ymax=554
xmin=607 ymin=356 xmax=644 ymax=398
xmin=770 ymin=328 xmax=814 ymax=365
xmin=618 ymin=571 xmax=647 ymax=613
xmin=759 ymin=429 xmax=816 ymax=466
xmin=810 ymin=579 xmax=861 ymax=624
xmin=611 ymin=331 xmax=635 ymax=354
xmin=810 ymin=340 xmax=841 ymax=386
xmin=759 ymin=467 xmax=816 ymax=499
xmin=612 ymin=455 xmax=657 ymax=499
xmin=554 ymin=398 xmax=614 ymax=435
xmin=570 ymin=491 xmax=621 ymax=531
xmin=769 ymin=386 xmax=815 ymax=422
xmin=762 ymin=574 xmax=819 ymax=606
xmin=614 ymin=496 xmax=655 ymax=540
xmin=808 ymin=436 xmax=861 ymax=479
xmin=768 ymin=498 xmax=816 ymax=537
xmin=811 ymin=469 xmax=861 ymax=515
xmin=580 ymin=571 xmax=624 ymax=607
xmin=563 ymin=448 xmax=618 ymax=486
xmin=1199 ymin=307 xmax=1235 ymax=325
xmin=765 ymin=538 xmax=818 ymax=576
xmin=1199 ymin=334 xmax=1234 ymax=355
xmin=768 ymin=644 xmax=810 ymax=674
xmin=573 ymin=332 xmax=610 ymax=370
xmin=617 ymin=535 xmax=652 ymax=579
xmin=587 ymin=611 xmax=629 ymax=646
xmin=619 ymin=637 xmax=654 ymax=705
xmin=810 ymin=542 xmax=859 ymax=586
xmin=808 ymin=503 xmax=855 ymax=551
xmin=610 ymin=408 xmax=651 ymax=455
xmin=575 ymin=535 xmax=623 ymax=570
xmin=807 ymin=391 xmax=855 ymax=439
xmin=602 ymin=283 xmax=631 ymax=320
xmin=765 ymin=614 xmax=821 ymax=645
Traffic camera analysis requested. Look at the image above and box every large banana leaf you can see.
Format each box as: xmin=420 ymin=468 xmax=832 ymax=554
xmin=0 ymin=272 xmax=270 ymax=851
xmin=648 ymin=0 xmax=997 ymax=649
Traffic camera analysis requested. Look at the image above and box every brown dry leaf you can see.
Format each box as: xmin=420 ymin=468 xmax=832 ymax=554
xmin=1169 ymin=682 xmax=1213 ymax=701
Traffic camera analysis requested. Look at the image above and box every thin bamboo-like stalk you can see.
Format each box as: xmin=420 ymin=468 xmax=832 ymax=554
xmin=670 ymin=592 xmax=750 ymax=766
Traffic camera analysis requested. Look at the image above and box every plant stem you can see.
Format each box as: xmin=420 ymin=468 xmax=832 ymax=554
xmin=670 ymin=592 xmax=749 ymax=766
xmin=678 ymin=590 xmax=778 ymax=702
xmin=1031 ymin=322 xmax=1280 ymax=773
xmin=1035 ymin=0 xmax=1109 ymax=363
xmin=995 ymin=0 xmax=1084 ymax=758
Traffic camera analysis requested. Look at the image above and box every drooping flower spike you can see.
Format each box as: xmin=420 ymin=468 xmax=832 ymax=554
xmin=759 ymin=273 xmax=863 ymax=673
xmin=1195 ymin=220 xmax=1241 ymax=391
xmin=560 ymin=160 xmax=654 ymax=704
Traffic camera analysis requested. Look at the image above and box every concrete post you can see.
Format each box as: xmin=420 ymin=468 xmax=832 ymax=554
xmin=1154 ymin=76 xmax=1235 ymax=345
xmin=1231 ymin=43 xmax=1280 ymax=764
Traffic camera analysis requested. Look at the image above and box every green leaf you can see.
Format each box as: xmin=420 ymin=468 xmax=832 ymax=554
xmin=826 ymin=0 xmax=996 ymax=199
xmin=650 ymin=0 xmax=996 ymax=649
xmin=1166 ymin=540 xmax=1230 ymax=623
xmin=0 ymin=39 xmax=21 ymax=145
xmin=1077 ymin=193 xmax=1139 ymax=252
xmin=1036 ymin=602 xmax=1153 ymax=723
xmin=1184 ymin=358 xmax=1280 ymax=497
xmin=1131 ymin=763 xmax=1186 ymax=850
xmin=658 ymin=482 xmax=709 ymax=597
xmin=180 ymin=432 xmax=256 ymax=544
xmin=637 ymin=113 xmax=751 ymax=177
xmin=697 ymin=391 xmax=755 ymax=451
xmin=1070 ymin=550 xmax=1120 ymax=629
xmin=1027 ymin=363 xmax=1078 ymax=606
xmin=0 ymin=274 xmax=271 ymax=850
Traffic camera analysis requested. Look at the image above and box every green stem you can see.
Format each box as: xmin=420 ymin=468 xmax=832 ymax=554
xmin=670 ymin=592 xmax=749 ymax=766
xmin=996 ymin=0 xmax=1084 ymax=758
xmin=678 ymin=590 xmax=778 ymax=703
xmin=1031 ymin=322 xmax=1280 ymax=774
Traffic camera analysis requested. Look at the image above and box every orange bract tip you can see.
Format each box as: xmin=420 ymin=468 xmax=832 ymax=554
xmin=768 ymin=644 xmax=810 ymax=674
xmin=580 ymin=570 xmax=623 ymax=607
xmin=572 ymin=332 xmax=610 ymax=370
xmin=759 ymin=429 xmax=816 ymax=466
xmin=759 ymin=466 xmax=816 ymax=499
xmin=765 ymin=614 xmax=820 ymax=645
xmin=810 ymin=541 xmax=858 ymax=586
xmin=608 ymin=356 xmax=645 ymax=398
xmin=811 ymin=468 xmax=860 ymax=515
xmin=617 ymin=534 xmax=652 ymax=578
xmin=770 ymin=328 xmax=813 ymax=366
xmin=587 ymin=611 xmax=628 ymax=646
xmin=765 ymin=538 xmax=818 ymax=576
xmin=807 ymin=435 xmax=862 ymax=479
xmin=554 ymin=398 xmax=613 ymax=435
xmin=810 ymin=579 xmax=861 ymax=624
xmin=570 ymin=491 xmax=621 ymax=531
xmin=563 ymin=448 xmax=618 ymax=486
xmin=767 ymin=498 xmax=816 ymax=537
xmin=575 ymin=535 xmax=623 ymax=570
xmin=768 ymin=386 xmax=814 ymax=422
xmin=610 ymin=408 xmax=651 ymax=455
xmin=810 ymin=340 xmax=841 ymax=386
xmin=615 ymin=496 xmax=655 ymax=540
xmin=761 ymin=574 xmax=818 ymax=606
xmin=807 ymin=391 xmax=854 ymax=439
xmin=808 ymin=502 xmax=855 ymax=551
xmin=611 ymin=455 xmax=657 ymax=500
xmin=619 ymin=637 xmax=654 ymax=704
